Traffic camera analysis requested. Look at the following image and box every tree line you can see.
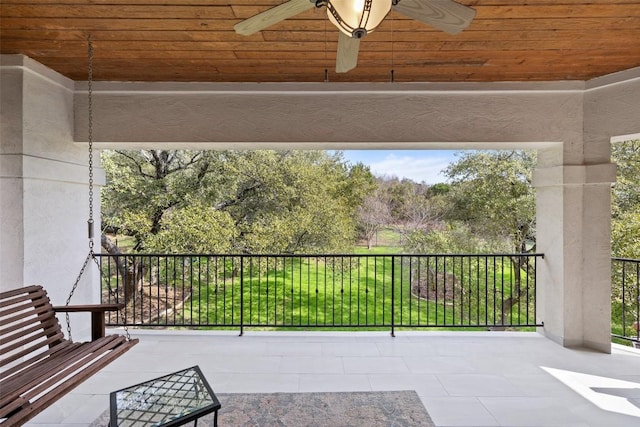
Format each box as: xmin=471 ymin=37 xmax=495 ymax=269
xmin=101 ymin=144 xmax=639 ymax=259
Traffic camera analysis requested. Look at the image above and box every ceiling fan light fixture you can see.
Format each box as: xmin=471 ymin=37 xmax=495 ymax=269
xmin=327 ymin=0 xmax=391 ymax=38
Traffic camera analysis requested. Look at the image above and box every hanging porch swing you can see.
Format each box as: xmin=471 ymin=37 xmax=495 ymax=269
xmin=0 ymin=37 xmax=138 ymax=427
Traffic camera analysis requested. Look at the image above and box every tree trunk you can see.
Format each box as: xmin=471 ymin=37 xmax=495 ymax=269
xmin=101 ymin=234 xmax=143 ymax=304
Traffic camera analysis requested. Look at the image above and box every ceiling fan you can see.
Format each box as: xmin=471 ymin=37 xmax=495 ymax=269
xmin=234 ymin=0 xmax=476 ymax=73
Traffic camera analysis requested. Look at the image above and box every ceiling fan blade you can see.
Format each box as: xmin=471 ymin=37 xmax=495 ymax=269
xmin=393 ymin=0 xmax=476 ymax=35
xmin=234 ymin=0 xmax=315 ymax=36
xmin=336 ymin=32 xmax=360 ymax=73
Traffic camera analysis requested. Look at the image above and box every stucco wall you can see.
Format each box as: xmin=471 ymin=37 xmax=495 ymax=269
xmin=1 ymin=55 xmax=104 ymax=340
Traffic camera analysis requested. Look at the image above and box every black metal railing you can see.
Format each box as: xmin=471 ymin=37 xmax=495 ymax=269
xmin=612 ymin=257 xmax=640 ymax=346
xmin=98 ymin=253 xmax=543 ymax=333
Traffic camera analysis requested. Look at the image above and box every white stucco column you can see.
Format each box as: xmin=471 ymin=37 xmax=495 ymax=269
xmin=0 ymin=55 xmax=103 ymax=339
xmin=533 ymin=69 xmax=639 ymax=352
xmin=533 ymin=154 xmax=617 ymax=352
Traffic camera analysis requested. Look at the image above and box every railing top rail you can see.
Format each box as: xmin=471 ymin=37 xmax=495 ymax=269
xmin=95 ymin=252 xmax=546 ymax=258
xmin=612 ymin=257 xmax=640 ymax=263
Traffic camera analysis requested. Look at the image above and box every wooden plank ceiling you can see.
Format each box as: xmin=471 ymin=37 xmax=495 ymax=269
xmin=1 ymin=0 xmax=640 ymax=83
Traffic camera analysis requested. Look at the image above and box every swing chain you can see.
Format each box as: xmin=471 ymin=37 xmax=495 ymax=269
xmin=65 ymin=254 xmax=131 ymax=342
xmin=64 ymin=252 xmax=95 ymax=342
xmin=65 ymin=36 xmax=131 ymax=343
xmin=87 ymin=34 xmax=95 ymax=251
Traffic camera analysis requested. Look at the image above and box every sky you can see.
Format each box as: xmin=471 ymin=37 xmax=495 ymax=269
xmin=339 ymin=150 xmax=459 ymax=185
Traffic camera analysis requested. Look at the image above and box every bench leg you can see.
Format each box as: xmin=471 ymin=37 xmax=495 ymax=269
xmin=91 ymin=311 xmax=105 ymax=340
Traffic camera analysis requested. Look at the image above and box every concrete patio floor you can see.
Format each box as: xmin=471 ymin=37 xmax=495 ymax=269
xmin=26 ymin=330 xmax=640 ymax=427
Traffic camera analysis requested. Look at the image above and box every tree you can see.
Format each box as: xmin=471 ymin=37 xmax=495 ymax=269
xmin=425 ymin=150 xmax=537 ymax=324
xmin=145 ymin=203 xmax=236 ymax=253
xmin=442 ymin=150 xmax=536 ymax=253
xmin=212 ymin=150 xmax=372 ymax=254
xmin=101 ymin=150 xmax=222 ymax=300
xmin=101 ymin=149 xmax=374 ymax=255
xmin=357 ymin=192 xmax=391 ymax=249
xmin=374 ymin=177 xmax=443 ymax=244
xmin=405 ymin=221 xmax=509 ymax=255
xmin=101 ymin=150 xmax=217 ymax=250
xmin=379 ymin=177 xmax=417 ymax=222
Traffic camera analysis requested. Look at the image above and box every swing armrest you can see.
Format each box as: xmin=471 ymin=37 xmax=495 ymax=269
xmin=53 ymin=304 xmax=125 ymax=340
xmin=53 ymin=303 xmax=124 ymax=312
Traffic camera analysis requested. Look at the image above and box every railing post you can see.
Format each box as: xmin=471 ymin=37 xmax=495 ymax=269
xmin=391 ymin=255 xmax=395 ymax=337
xmin=239 ymin=256 xmax=244 ymax=336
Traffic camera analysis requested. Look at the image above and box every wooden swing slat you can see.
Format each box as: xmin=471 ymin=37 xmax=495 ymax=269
xmin=0 ymin=286 xmax=47 ymax=307
xmin=0 ymin=340 xmax=74 ymax=381
xmin=0 ymin=333 xmax=66 ymax=369
xmin=1 ymin=342 xmax=86 ymax=399
xmin=0 ymin=302 xmax=55 ymax=328
xmin=0 ymin=285 xmax=138 ymax=427
xmin=1 ymin=325 xmax=64 ymax=361
xmin=2 ymin=337 xmax=120 ymax=406
xmin=0 ymin=317 xmax=60 ymax=352
xmin=2 ymin=339 xmax=133 ymax=427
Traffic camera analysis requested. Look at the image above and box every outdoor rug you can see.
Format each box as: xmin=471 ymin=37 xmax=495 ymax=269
xmin=91 ymin=390 xmax=435 ymax=426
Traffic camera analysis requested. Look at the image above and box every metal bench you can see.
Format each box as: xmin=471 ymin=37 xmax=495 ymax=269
xmin=0 ymin=285 xmax=138 ymax=426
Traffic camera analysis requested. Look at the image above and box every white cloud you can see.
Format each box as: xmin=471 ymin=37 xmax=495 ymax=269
xmin=368 ymin=153 xmax=452 ymax=184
